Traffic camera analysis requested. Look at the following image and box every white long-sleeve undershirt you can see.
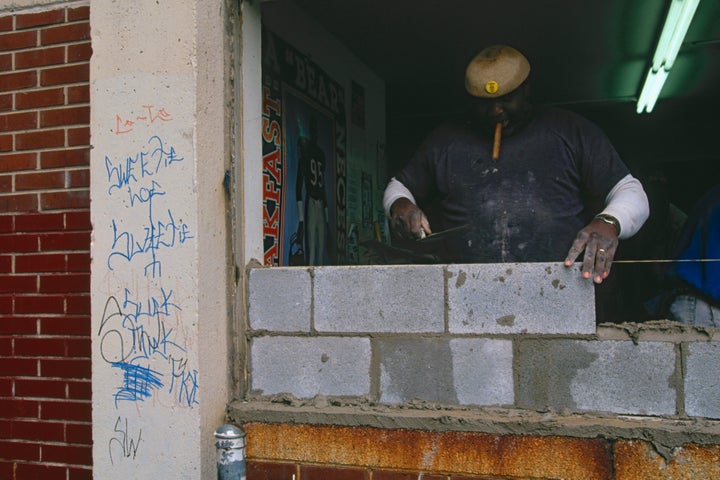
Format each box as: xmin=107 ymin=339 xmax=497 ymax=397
xmin=382 ymin=177 xmax=416 ymax=217
xmin=599 ymin=173 xmax=649 ymax=239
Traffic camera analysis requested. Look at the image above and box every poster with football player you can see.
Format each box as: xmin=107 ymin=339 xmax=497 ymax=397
xmin=284 ymin=91 xmax=336 ymax=266
xmin=261 ymin=27 xmax=347 ymax=266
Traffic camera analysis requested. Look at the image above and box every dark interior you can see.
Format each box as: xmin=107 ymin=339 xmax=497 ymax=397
xmin=263 ymin=0 xmax=720 ymax=322
xmin=282 ymin=0 xmax=720 ymax=202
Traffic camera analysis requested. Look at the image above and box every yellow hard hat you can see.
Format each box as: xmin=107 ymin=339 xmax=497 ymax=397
xmin=465 ymin=45 xmax=531 ymax=98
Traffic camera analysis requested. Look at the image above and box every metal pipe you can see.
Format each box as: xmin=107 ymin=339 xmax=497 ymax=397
xmin=215 ymin=424 xmax=246 ymax=480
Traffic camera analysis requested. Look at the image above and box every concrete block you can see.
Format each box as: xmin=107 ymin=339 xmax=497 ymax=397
xmin=250 ymin=336 xmax=371 ymax=397
xmin=685 ymin=342 xmax=720 ymax=418
xmin=314 ymin=265 xmax=444 ymax=333
xmin=517 ymin=340 xmax=676 ymax=415
xmin=447 ymin=263 xmax=595 ymax=334
xmin=248 ymin=267 xmax=311 ymax=332
xmin=451 ymin=338 xmax=514 ymax=406
xmin=377 ymin=338 xmax=456 ymax=404
xmin=377 ymin=338 xmax=513 ymax=406
xmin=448 ymin=263 xmax=595 ymax=334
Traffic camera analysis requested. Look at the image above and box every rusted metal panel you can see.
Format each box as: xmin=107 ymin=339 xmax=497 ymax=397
xmin=245 ymin=423 xmax=613 ymax=480
xmin=614 ymin=440 xmax=720 ymax=479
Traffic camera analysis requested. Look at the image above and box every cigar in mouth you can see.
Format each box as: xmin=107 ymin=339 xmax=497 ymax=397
xmin=492 ymin=122 xmax=502 ymax=160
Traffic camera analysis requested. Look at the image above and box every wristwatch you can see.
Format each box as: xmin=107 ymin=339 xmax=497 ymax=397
xmin=594 ymin=213 xmax=621 ymax=236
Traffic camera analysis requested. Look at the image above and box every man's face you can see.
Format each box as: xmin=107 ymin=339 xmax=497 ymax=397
xmin=469 ymin=82 xmax=532 ymax=137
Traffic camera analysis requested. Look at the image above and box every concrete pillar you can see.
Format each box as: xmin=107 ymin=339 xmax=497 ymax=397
xmin=90 ymin=0 xmax=233 ymax=477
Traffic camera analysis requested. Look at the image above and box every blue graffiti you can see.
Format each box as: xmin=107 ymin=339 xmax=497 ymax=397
xmin=102 ymin=134 xmax=197 ymax=410
xmin=109 ymin=173 xmax=191 ymax=277
xmin=100 ymin=291 xmax=197 ymax=407
xmin=125 ymin=312 xmax=184 ymax=364
xmin=99 ymin=291 xmax=185 ymax=364
xmin=147 ymin=135 xmax=184 ymax=172
xmin=128 ymin=179 xmax=165 ymax=207
xmin=122 ymin=287 xmax=181 ymax=322
xmin=107 ymin=205 xmax=193 ymax=278
xmin=170 ymin=357 xmax=199 ymax=407
xmin=112 ymin=362 xmax=164 ymax=407
xmin=104 ymin=135 xmax=185 ymax=197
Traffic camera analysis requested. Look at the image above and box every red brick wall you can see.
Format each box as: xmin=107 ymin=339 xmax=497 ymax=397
xmin=0 ymin=5 xmax=91 ymax=480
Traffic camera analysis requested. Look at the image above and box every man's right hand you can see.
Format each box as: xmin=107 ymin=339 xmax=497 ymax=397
xmin=389 ymin=198 xmax=432 ymax=240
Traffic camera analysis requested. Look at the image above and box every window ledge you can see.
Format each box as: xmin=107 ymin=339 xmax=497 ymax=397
xmin=228 ymin=397 xmax=720 ymax=455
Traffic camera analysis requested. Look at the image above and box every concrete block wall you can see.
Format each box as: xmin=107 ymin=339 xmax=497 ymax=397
xmin=0 ymin=4 xmax=92 ymax=479
xmin=247 ymin=263 xmax=720 ymax=420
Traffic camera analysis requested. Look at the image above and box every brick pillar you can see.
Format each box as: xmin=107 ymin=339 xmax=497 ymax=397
xmin=0 ymin=4 xmax=92 ymax=479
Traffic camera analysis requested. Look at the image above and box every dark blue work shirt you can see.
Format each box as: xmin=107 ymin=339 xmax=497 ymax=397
xmin=395 ymin=107 xmax=629 ymax=262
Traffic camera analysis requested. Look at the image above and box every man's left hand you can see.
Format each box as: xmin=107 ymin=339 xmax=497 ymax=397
xmin=564 ymin=219 xmax=619 ymax=284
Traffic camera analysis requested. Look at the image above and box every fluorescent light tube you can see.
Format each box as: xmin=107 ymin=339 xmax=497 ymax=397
xmin=637 ymin=0 xmax=701 ymax=113
xmin=652 ymin=0 xmax=686 ymax=70
xmin=652 ymin=0 xmax=700 ymax=70
xmin=637 ymin=69 xmax=669 ymax=113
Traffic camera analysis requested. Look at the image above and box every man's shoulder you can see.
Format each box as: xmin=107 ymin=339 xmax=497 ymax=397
xmin=535 ymin=106 xmax=590 ymax=124
xmin=533 ymin=106 xmax=606 ymax=137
